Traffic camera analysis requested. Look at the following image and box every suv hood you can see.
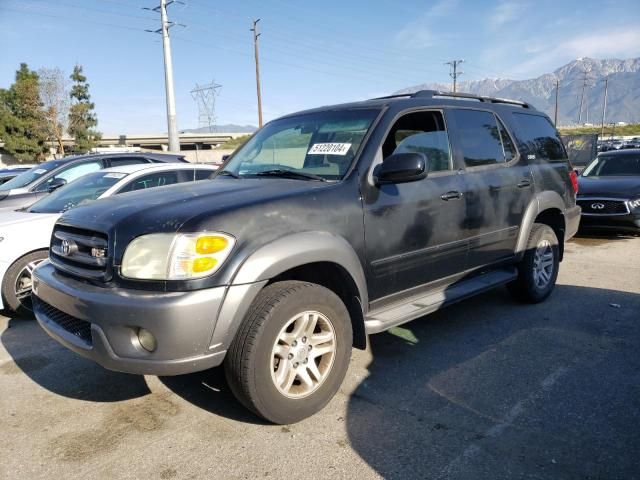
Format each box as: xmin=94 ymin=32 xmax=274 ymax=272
xmin=57 ymin=177 xmax=332 ymax=236
xmin=578 ymin=176 xmax=640 ymax=198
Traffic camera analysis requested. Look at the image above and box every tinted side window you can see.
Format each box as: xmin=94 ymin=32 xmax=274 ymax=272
xmin=109 ymin=157 xmax=150 ymax=167
xmin=512 ymin=113 xmax=567 ymax=161
xmin=119 ymin=171 xmax=179 ymax=192
xmin=34 ymin=160 xmax=102 ymax=192
xmin=449 ymin=109 xmax=505 ymax=167
xmin=382 ymin=111 xmax=452 ymax=172
xmin=195 ymin=169 xmax=214 ymax=180
xmin=497 ymin=117 xmax=518 ymax=162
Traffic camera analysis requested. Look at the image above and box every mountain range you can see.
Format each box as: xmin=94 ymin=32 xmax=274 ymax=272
xmin=395 ymin=57 xmax=640 ymax=126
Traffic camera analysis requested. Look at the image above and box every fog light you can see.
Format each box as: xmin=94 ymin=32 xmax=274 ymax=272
xmin=137 ymin=328 xmax=157 ymax=352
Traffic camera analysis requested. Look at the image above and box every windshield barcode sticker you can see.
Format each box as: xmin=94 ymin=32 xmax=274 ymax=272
xmin=308 ymin=143 xmax=352 ymax=155
xmin=34 ymin=168 xmax=47 ymax=174
xmin=104 ymin=173 xmax=127 ymax=179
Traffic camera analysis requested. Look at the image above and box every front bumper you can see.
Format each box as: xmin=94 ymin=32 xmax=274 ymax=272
xmin=579 ymin=212 xmax=640 ymax=232
xmin=0 ymin=259 xmax=10 ymax=310
xmin=32 ymin=262 xmax=228 ymax=376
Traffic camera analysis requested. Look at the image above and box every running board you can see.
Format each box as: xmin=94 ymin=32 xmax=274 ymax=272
xmin=364 ymin=268 xmax=517 ymax=334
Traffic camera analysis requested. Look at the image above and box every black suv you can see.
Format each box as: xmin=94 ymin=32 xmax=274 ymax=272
xmin=33 ymin=91 xmax=580 ymax=423
xmin=0 ymin=152 xmax=186 ymax=210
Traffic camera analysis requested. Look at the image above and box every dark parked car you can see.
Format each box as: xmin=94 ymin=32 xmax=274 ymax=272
xmin=0 ymin=152 xmax=186 ymax=210
xmin=577 ymin=149 xmax=640 ymax=232
xmin=33 ymin=90 xmax=580 ymax=423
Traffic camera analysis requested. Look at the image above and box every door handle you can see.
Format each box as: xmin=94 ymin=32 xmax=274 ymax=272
xmin=441 ymin=191 xmax=463 ymax=201
xmin=517 ymin=179 xmax=531 ymax=188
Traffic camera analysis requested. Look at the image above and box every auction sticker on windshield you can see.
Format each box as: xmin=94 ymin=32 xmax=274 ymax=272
xmin=308 ymin=143 xmax=352 ymax=155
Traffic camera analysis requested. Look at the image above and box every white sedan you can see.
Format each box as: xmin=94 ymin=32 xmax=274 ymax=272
xmin=0 ymin=162 xmax=216 ymax=314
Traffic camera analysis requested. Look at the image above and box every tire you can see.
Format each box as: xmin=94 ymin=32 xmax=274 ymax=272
xmin=224 ymin=281 xmax=353 ymax=424
xmin=508 ymin=223 xmax=560 ymax=303
xmin=1 ymin=250 xmax=49 ymax=316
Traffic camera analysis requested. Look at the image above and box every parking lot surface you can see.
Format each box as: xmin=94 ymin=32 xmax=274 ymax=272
xmin=1 ymin=234 xmax=639 ymax=480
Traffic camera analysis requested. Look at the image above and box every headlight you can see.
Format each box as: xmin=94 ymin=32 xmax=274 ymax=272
xmin=629 ymin=199 xmax=640 ymax=209
xmin=121 ymin=232 xmax=235 ymax=280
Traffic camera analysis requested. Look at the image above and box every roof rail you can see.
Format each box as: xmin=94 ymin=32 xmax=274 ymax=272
xmin=410 ymin=90 xmax=533 ymax=109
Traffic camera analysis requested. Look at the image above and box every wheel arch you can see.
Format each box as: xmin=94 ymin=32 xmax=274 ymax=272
xmin=214 ymin=232 xmax=369 ymax=351
xmin=516 ymin=191 xmax=567 ymax=261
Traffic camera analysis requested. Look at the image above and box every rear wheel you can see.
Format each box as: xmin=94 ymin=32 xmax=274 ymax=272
xmin=1 ymin=250 xmax=49 ymax=316
xmin=224 ymin=281 xmax=352 ymax=424
xmin=508 ymin=223 xmax=559 ymax=303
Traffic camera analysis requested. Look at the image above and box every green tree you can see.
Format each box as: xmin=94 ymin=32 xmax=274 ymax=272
xmin=68 ymin=65 xmax=100 ymax=152
xmin=0 ymin=63 xmax=48 ymax=162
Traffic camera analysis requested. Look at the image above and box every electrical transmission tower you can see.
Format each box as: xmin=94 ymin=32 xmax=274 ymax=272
xmin=445 ymin=59 xmax=464 ymax=93
xmin=191 ymin=81 xmax=222 ymax=132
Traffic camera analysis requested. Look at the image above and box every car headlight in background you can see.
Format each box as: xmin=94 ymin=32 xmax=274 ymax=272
xmin=121 ymin=232 xmax=235 ymax=280
xmin=628 ymin=199 xmax=640 ymax=210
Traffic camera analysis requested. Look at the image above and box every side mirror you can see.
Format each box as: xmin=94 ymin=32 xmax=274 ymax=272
xmin=47 ymin=177 xmax=67 ymax=193
xmin=221 ymin=154 xmax=230 ymax=162
xmin=373 ymin=152 xmax=429 ymax=185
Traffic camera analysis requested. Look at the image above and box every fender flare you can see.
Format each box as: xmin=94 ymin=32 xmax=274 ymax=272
xmin=515 ymin=191 xmax=566 ymax=256
xmin=210 ymin=232 xmax=368 ymax=350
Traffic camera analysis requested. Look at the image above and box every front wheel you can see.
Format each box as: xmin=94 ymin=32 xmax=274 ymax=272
xmin=1 ymin=250 xmax=49 ymax=316
xmin=508 ymin=223 xmax=560 ymax=303
xmin=224 ymin=281 xmax=352 ymax=424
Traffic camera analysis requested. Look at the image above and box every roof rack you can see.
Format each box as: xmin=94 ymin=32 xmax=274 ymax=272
xmin=371 ymin=90 xmax=533 ymax=109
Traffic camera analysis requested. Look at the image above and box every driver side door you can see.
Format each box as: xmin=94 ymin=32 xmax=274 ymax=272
xmin=362 ymin=110 xmax=468 ymax=301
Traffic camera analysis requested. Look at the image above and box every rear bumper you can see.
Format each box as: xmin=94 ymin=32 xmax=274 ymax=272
xmin=32 ymin=262 xmax=228 ymax=376
xmin=565 ymin=205 xmax=582 ymax=240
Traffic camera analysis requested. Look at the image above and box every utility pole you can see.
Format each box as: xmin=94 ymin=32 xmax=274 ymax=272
xmin=554 ymin=77 xmax=559 ymax=126
xmin=445 ymin=59 xmax=464 ymax=93
xmin=577 ymin=67 xmax=594 ymax=125
xmin=145 ymin=0 xmax=184 ymax=152
xmin=251 ymin=19 xmax=263 ymax=128
xmin=600 ymin=76 xmax=609 ymax=138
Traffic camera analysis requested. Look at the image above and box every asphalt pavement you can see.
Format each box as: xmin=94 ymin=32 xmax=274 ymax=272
xmin=1 ymin=233 xmax=639 ymax=480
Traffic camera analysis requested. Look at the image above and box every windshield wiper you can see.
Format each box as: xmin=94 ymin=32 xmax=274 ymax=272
xmin=217 ymin=170 xmax=240 ymax=178
xmin=254 ymin=169 xmax=327 ymax=182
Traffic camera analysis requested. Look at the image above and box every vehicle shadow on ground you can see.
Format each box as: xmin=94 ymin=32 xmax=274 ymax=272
xmin=159 ymin=368 xmax=270 ymax=425
xmin=344 ymin=284 xmax=640 ymax=479
xmin=0 ymin=314 xmax=150 ymax=402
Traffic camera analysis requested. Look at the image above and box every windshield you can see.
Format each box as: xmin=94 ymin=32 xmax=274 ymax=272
xmin=28 ymin=171 xmax=126 ymax=213
xmin=582 ymin=154 xmax=640 ymax=177
xmin=0 ymin=160 xmax=66 ymax=191
xmin=222 ymin=109 xmax=380 ymax=180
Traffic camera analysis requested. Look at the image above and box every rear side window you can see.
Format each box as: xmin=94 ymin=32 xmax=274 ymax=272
xmin=195 ymin=169 xmax=214 ymax=180
xmin=109 ymin=157 xmax=150 ymax=167
xmin=449 ymin=109 xmax=506 ymax=167
xmin=512 ymin=113 xmax=567 ymax=161
xmin=119 ymin=171 xmax=180 ymax=192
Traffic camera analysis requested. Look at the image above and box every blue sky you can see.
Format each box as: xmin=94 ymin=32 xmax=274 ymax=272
xmin=1 ymin=0 xmax=639 ymax=134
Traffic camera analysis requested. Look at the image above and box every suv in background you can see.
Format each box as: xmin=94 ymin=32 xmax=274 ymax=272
xmin=33 ymin=90 xmax=580 ymax=424
xmin=0 ymin=152 xmax=186 ymax=210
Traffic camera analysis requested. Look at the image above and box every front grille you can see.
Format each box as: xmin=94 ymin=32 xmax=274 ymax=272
xmin=50 ymin=225 xmax=111 ymax=281
xmin=37 ymin=299 xmax=93 ymax=346
xmin=577 ymin=198 xmax=630 ymax=215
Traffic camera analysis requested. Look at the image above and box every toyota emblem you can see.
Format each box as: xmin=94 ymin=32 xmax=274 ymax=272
xmin=591 ymin=203 xmax=605 ymax=210
xmin=60 ymin=239 xmax=75 ymax=256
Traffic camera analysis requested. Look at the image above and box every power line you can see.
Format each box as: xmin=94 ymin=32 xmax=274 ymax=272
xmin=445 ymin=59 xmax=464 ymax=93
